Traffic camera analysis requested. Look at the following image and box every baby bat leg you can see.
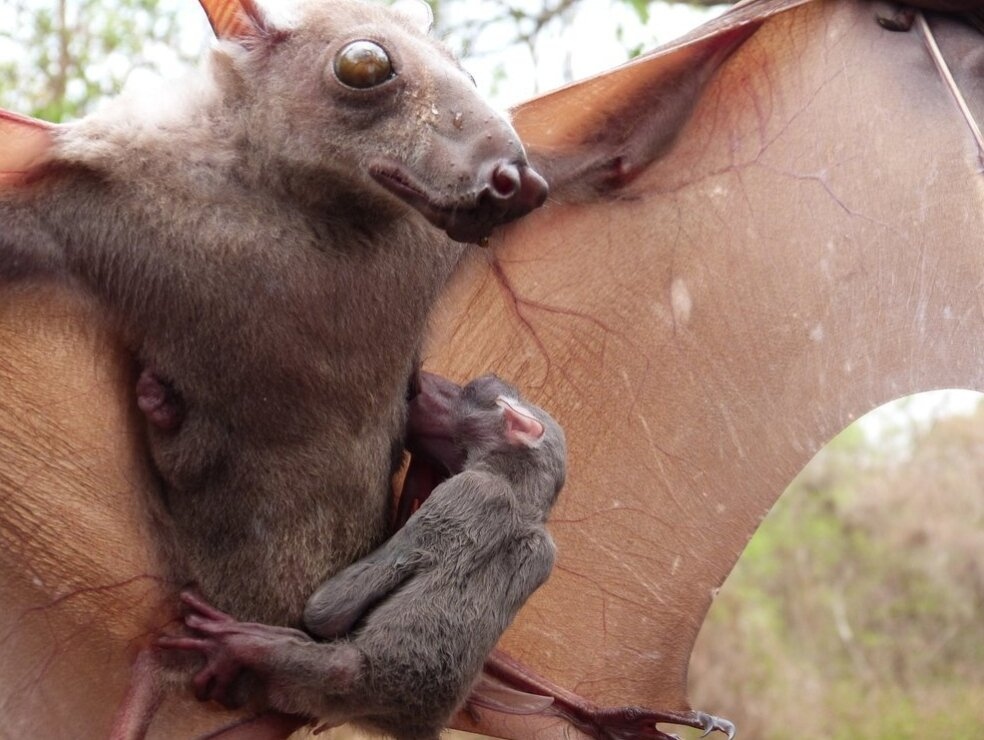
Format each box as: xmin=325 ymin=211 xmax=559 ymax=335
xmin=479 ymin=650 xmax=735 ymax=740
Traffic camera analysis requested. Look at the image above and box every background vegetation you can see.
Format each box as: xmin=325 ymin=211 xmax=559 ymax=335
xmin=1 ymin=2 xmax=980 ymax=737
xmin=688 ymin=396 xmax=984 ymax=739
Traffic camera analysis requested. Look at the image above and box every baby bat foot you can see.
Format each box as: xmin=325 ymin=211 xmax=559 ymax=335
xmin=480 ymin=650 xmax=736 ymax=740
xmin=157 ymin=591 xmax=311 ymax=707
xmin=136 ymin=367 xmax=185 ymax=431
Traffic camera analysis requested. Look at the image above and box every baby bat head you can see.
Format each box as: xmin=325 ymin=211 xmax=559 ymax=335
xmin=209 ymin=0 xmax=548 ymax=243
xmin=457 ymin=374 xmax=566 ymax=502
xmin=407 ymin=372 xmax=565 ymax=513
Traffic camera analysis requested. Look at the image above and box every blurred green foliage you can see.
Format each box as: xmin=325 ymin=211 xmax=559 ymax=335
xmin=687 ymin=398 xmax=984 ymax=739
xmin=0 ymin=0 xmax=194 ymax=121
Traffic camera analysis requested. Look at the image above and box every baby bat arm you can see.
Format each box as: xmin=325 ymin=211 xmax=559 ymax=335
xmin=509 ymin=530 xmax=557 ymax=607
xmin=302 ymin=523 xmax=423 ymax=639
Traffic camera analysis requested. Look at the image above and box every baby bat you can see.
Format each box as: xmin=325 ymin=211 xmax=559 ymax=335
xmin=158 ymin=372 xmax=566 ymax=740
xmin=0 ymin=0 xmax=547 ymax=631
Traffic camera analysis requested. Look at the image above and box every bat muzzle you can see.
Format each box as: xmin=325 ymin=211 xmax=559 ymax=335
xmin=369 ymin=158 xmax=548 ymax=244
xmin=446 ymin=160 xmax=548 ymax=244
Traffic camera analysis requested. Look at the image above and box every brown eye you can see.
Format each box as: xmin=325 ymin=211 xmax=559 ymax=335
xmin=333 ymin=40 xmax=393 ymax=89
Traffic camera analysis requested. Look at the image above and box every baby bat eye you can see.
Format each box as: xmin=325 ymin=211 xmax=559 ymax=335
xmin=334 ymin=40 xmax=394 ymax=89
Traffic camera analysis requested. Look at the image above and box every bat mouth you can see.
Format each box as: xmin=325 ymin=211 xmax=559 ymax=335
xmin=369 ymin=159 xmax=548 ymax=244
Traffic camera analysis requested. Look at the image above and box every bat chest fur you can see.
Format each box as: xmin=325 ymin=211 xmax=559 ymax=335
xmin=40 ymin=175 xmax=466 ymax=623
xmin=151 ymin=245 xmax=460 ymax=621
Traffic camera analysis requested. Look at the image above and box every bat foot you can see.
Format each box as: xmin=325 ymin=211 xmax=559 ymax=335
xmin=157 ymin=589 xmax=312 ymax=708
xmin=695 ymin=710 xmax=735 ymax=739
xmin=578 ymin=706 xmax=736 ymax=740
xmin=481 ymin=650 xmax=737 ymax=739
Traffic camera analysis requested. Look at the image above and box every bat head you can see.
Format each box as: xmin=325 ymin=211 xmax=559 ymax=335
xmin=204 ymin=0 xmax=548 ymax=243
xmin=407 ymin=371 xmax=566 ymax=508
xmin=457 ymin=374 xmax=566 ymax=506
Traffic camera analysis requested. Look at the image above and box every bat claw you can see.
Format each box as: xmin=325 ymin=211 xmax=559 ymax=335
xmin=482 ymin=651 xmax=736 ymax=739
xmin=696 ymin=711 xmax=735 ymax=739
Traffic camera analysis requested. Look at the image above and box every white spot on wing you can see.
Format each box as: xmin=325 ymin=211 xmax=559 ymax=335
xmin=670 ymin=278 xmax=693 ymax=326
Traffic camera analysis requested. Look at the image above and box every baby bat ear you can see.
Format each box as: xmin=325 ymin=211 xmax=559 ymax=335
xmin=496 ymin=397 xmax=546 ymax=448
xmin=199 ymin=0 xmax=279 ymax=42
xmin=391 ymin=0 xmax=434 ymax=33
xmin=0 ymin=110 xmax=56 ymax=187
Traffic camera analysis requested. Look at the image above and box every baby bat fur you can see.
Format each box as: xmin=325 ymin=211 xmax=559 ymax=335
xmin=163 ymin=374 xmax=567 ymax=740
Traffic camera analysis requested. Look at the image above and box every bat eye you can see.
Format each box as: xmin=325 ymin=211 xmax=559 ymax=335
xmin=334 ymin=40 xmax=394 ymax=89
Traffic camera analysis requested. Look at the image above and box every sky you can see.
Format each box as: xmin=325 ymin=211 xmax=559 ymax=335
xmin=439 ymin=0 xmax=727 ymax=105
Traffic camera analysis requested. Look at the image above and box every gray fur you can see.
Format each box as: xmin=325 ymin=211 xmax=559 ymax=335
xmin=0 ymin=0 xmax=546 ymax=625
xmin=164 ymin=374 xmax=566 ymax=740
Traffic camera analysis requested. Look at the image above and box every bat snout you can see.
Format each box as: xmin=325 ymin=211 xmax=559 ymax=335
xmin=490 ymin=162 xmax=522 ymax=200
xmin=443 ymin=160 xmax=548 ymax=244
xmin=480 ymin=160 xmax=548 ymax=211
xmin=370 ymin=155 xmax=549 ymax=244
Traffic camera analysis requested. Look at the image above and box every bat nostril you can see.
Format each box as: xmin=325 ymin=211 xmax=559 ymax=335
xmin=490 ymin=162 xmax=521 ymax=200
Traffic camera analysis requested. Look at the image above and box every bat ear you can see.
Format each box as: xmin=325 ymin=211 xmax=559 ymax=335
xmin=391 ymin=0 xmax=434 ymax=33
xmin=198 ymin=0 xmax=279 ymax=42
xmin=0 ymin=110 xmax=56 ymax=187
xmin=496 ymin=397 xmax=546 ymax=448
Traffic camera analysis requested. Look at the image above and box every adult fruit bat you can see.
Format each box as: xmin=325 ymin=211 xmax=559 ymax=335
xmin=0 ymin=0 xmax=982 ymax=738
xmin=157 ymin=373 xmax=566 ymax=740
xmin=0 ymin=0 xmax=547 ymax=733
xmin=1 ymin=0 xmax=551 ymax=626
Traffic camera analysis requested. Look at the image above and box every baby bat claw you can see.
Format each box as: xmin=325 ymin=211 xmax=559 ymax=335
xmin=157 ymin=590 xmax=312 ymax=707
